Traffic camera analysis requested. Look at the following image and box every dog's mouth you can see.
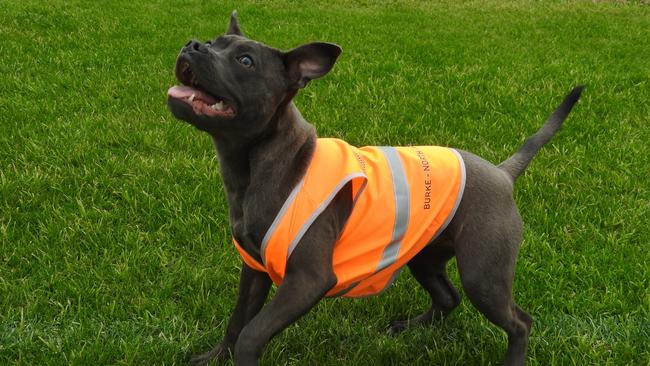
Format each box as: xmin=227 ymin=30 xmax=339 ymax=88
xmin=167 ymin=60 xmax=236 ymax=118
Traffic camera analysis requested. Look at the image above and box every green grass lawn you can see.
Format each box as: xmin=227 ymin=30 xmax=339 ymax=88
xmin=1 ymin=0 xmax=648 ymax=364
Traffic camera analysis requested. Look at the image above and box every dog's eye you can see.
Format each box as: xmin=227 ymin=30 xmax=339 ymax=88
xmin=237 ymin=55 xmax=254 ymax=68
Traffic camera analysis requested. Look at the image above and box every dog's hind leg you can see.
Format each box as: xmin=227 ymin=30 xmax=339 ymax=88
xmin=455 ymin=226 xmax=532 ymax=366
xmin=445 ymin=152 xmax=532 ymax=365
xmin=389 ymin=239 xmax=460 ymax=334
xmin=450 ymin=151 xmax=533 ymax=366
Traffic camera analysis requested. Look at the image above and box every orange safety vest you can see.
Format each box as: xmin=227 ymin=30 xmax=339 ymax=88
xmin=233 ymin=138 xmax=465 ymax=297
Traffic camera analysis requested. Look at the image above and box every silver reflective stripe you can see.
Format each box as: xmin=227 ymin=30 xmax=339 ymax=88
xmin=445 ymin=149 xmax=466 ymax=231
xmin=376 ymin=147 xmax=410 ymax=272
xmin=334 ymin=147 xmax=410 ymax=297
xmin=425 ymin=148 xmax=466 ymax=244
xmin=286 ymin=173 xmax=367 ymax=259
xmin=260 ymin=176 xmax=306 ymax=266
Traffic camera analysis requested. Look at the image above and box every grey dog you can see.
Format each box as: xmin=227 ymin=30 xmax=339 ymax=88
xmin=166 ymin=11 xmax=583 ymax=366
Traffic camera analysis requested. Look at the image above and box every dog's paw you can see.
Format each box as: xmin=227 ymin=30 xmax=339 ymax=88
xmin=387 ymin=309 xmax=447 ymax=336
xmin=387 ymin=319 xmax=411 ymax=336
xmin=189 ymin=343 xmax=232 ymax=366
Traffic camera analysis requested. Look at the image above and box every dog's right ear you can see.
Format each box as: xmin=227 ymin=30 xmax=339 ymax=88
xmin=226 ymin=10 xmax=244 ymax=36
xmin=283 ymin=42 xmax=342 ymax=89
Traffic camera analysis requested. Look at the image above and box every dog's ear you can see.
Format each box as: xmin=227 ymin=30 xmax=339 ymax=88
xmin=226 ymin=10 xmax=244 ymax=36
xmin=283 ymin=42 xmax=342 ymax=89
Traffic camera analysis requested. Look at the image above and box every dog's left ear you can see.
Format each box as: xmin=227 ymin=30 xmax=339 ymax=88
xmin=226 ymin=10 xmax=244 ymax=36
xmin=283 ymin=42 xmax=342 ymax=89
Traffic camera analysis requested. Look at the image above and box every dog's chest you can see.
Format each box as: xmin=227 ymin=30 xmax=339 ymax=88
xmin=229 ymin=190 xmax=290 ymax=262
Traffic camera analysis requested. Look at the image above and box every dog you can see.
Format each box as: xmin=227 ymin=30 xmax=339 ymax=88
xmin=166 ymin=11 xmax=583 ymax=366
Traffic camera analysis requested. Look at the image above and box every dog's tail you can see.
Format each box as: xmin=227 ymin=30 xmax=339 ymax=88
xmin=498 ymin=85 xmax=584 ymax=181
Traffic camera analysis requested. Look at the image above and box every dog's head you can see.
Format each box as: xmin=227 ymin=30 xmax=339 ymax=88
xmin=167 ymin=11 xmax=342 ymax=138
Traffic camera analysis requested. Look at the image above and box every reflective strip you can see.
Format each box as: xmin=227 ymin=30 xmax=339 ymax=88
xmin=424 ymin=148 xmax=466 ymax=244
xmin=376 ymin=147 xmax=410 ymax=272
xmin=446 ymin=149 xmax=466 ymax=230
xmin=260 ymin=176 xmax=306 ymax=266
xmin=333 ymin=148 xmax=410 ymax=297
xmin=286 ymin=173 xmax=367 ymax=259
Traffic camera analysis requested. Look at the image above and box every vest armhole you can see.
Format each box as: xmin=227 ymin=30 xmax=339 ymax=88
xmin=285 ymin=173 xmax=367 ymax=261
xmin=233 ymin=239 xmax=267 ymax=273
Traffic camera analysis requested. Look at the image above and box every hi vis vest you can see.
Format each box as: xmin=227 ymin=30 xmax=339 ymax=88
xmin=233 ymin=138 xmax=466 ymax=298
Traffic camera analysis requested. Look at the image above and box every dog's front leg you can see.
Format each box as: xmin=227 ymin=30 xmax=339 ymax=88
xmin=190 ymin=264 xmax=271 ymax=365
xmin=233 ymin=206 xmax=341 ymax=365
xmin=233 ymin=266 xmax=335 ymax=365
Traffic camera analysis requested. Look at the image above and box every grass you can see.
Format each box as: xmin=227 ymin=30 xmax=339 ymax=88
xmin=1 ymin=0 xmax=648 ymax=364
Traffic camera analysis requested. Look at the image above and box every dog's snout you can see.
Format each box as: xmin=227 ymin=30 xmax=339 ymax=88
xmin=183 ymin=39 xmax=207 ymax=54
xmin=189 ymin=40 xmax=202 ymax=51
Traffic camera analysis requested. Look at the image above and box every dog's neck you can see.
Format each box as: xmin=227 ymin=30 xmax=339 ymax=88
xmin=211 ymin=101 xmax=316 ymax=254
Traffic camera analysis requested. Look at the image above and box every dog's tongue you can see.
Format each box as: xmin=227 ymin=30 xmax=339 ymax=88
xmin=167 ymin=85 xmax=218 ymax=105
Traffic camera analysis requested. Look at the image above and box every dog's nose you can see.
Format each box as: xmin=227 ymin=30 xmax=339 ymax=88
xmin=183 ymin=39 xmax=207 ymax=53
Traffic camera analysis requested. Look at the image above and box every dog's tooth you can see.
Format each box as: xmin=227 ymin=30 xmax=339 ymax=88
xmin=211 ymin=101 xmax=225 ymax=111
xmin=188 ymin=93 xmax=195 ymax=102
